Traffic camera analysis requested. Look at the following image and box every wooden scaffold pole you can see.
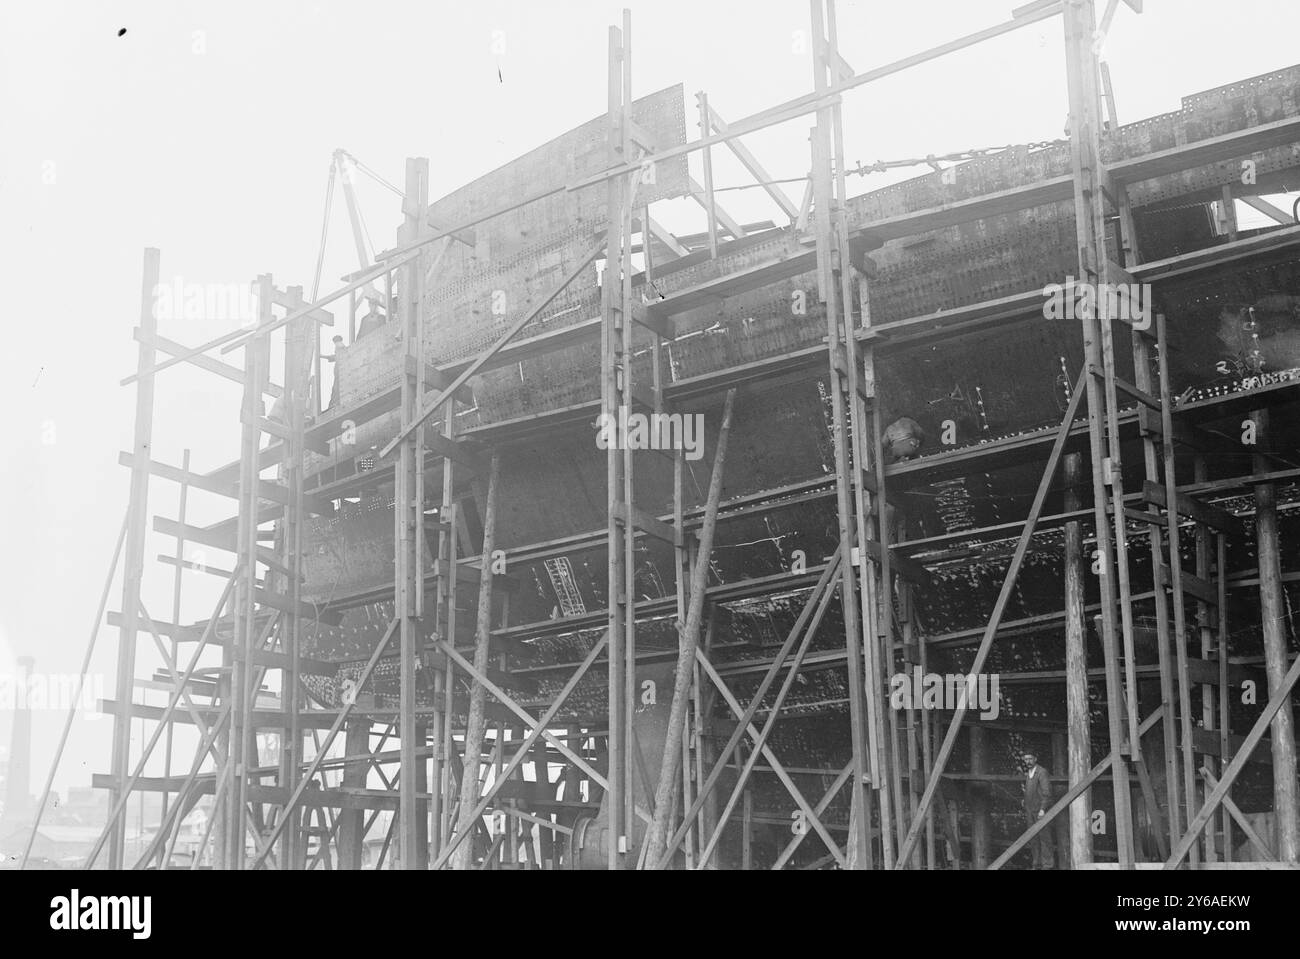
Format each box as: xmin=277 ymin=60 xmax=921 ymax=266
xmin=450 ymin=453 xmax=501 ymax=869
xmin=810 ymin=0 xmax=877 ymax=870
xmin=642 ymin=389 xmax=736 ymax=864
xmin=396 ymin=157 xmax=430 ymax=870
xmin=107 ymin=247 xmax=160 ymax=869
xmin=1061 ymin=0 xmax=1136 ymax=866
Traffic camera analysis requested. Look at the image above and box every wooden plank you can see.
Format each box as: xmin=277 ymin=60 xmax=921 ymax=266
xmin=1240 ymin=194 xmax=1295 ymax=225
xmin=708 ymin=105 xmax=800 ymax=221
xmin=666 ymin=346 xmax=824 ymax=403
xmin=307 ymin=372 xmax=474 ymax=447
xmin=136 ymin=330 xmax=282 ymax=398
xmin=645 ymin=216 xmax=689 ymax=258
xmin=1157 ymin=563 xmax=1219 ymax=606
xmin=886 ymin=411 xmax=1109 ymax=489
xmin=1173 ymin=375 xmax=1300 ymax=426
xmin=1142 ymin=481 xmax=1236 ymax=534
xmin=96 ymin=699 xmax=378 ymax=729
xmin=120 ymin=452 xmax=289 ymax=505
xmin=649 ymin=248 xmax=817 ymax=318
xmin=857 ymin=288 xmax=1044 ymax=349
xmin=1180 ymin=467 xmax=1300 ymax=497
xmin=856 ymin=175 xmax=1075 ymax=245
xmin=1131 ymin=223 xmax=1300 ymax=283
xmin=431 ymin=559 xmax=519 ymax=594
xmin=688 ymin=175 xmax=748 ymax=240
xmin=424 ymin=431 xmax=488 ymax=474
xmin=630 ymin=300 xmax=673 ymax=338
xmin=269 ymin=286 xmax=334 ymax=327
xmin=156 ymin=553 xmax=235 ymax=579
xmin=106 ymin=610 xmax=204 ymax=643
xmin=253 ymin=587 xmax=343 ymax=625
xmin=232 ymin=647 xmax=338 ymax=675
xmin=862 ymin=539 xmax=930 ymax=586
xmin=1109 ymin=115 xmax=1300 ymax=183
xmin=621 ymin=502 xmax=677 ymax=545
xmin=1185 ymin=657 xmax=1253 ymax=688
xmin=202 ymin=438 xmax=288 ymax=487
xmin=152 ymin=517 xmax=291 ymax=577
xmin=1113 ymin=376 xmax=1160 ymax=410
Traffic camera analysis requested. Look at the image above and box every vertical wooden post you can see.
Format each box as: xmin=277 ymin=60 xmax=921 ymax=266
xmin=644 ymin=390 xmax=735 ymax=863
xmin=698 ymin=611 xmax=719 ymax=867
xmin=338 ymin=721 xmax=370 ymax=869
xmin=451 ymin=454 xmax=501 ymax=868
xmin=618 ymin=12 xmax=639 ymax=855
xmin=1217 ymin=534 xmax=1233 ymax=860
xmin=969 ymin=727 xmax=990 ymax=869
xmin=741 ymin=788 xmax=753 ymax=869
xmin=1194 ymin=456 xmax=1218 ymax=861
xmin=1051 ymin=732 xmax=1070 ymax=866
xmin=1063 ymin=452 xmax=1093 ymax=867
xmin=108 ymin=248 xmax=160 ymax=869
xmin=226 ymin=275 xmax=270 ymax=869
xmin=900 ymin=578 xmax=923 ymax=869
xmin=697 ymin=91 xmax=718 ymax=258
xmin=432 ymin=407 xmax=459 ymax=859
xmin=810 ymin=0 xmax=875 ymax=871
xmin=396 ymin=157 xmax=429 ymax=870
xmin=1062 ymin=0 xmax=1135 ymax=867
xmin=672 ymin=444 xmax=697 ymax=867
xmin=1252 ymin=409 xmax=1300 ymax=861
xmin=600 ymin=15 xmax=633 ymax=870
xmin=161 ymin=446 xmax=190 ymax=843
xmin=1153 ymin=313 xmax=1200 ymax=863
xmin=279 ymin=285 xmax=311 ymax=870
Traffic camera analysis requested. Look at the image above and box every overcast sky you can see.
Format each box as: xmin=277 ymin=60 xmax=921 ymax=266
xmin=2 ymin=0 xmax=1297 ymax=796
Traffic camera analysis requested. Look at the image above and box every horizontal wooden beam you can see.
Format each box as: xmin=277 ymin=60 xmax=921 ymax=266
xmin=120 ymin=451 xmax=289 ymax=505
xmin=1142 ymin=481 xmax=1236 ymax=534
xmin=1109 ymin=115 xmax=1300 ymax=184
xmin=135 ymin=330 xmax=282 ymax=398
xmin=268 ymin=287 xmax=334 ymax=327
xmin=424 ymin=431 xmax=488 ymax=474
xmin=618 ymin=502 xmax=677 ymax=545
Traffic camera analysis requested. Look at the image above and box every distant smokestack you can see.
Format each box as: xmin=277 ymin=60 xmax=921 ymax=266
xmin=2 ymin=656 xmax=34 ymax=826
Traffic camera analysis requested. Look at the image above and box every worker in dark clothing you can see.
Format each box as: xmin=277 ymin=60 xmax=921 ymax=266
xmin=883 ymin=417 xmax=925 ymax=461
xmin=323 ymin=334 xmax=344 ymax=409
xmin=357 ymin=304 xmax=386 ymax=338
xmin=1022 ymin=750 xmax=1055 ymax=869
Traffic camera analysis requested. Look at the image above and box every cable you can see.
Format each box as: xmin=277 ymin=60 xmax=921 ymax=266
xmin=310 ymin=161 xmax=337 ymax=302
xmin=707 ymin=138 xmax=1070 ymax=198
xmin=339 ymin=149 xmax=405 ymax=199
xmin=848 ymin=139 xmax=1069 ymax=177
xmin=354 ymin=191 xmax=377 ymax=266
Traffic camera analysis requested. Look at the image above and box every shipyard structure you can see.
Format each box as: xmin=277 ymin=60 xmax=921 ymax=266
xmin=42 ymin=0 xmax=1300 ymax=870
